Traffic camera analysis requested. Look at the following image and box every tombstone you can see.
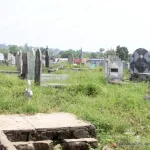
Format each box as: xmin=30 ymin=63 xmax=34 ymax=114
xmin=21 ymin=53 xmax=28 ymax=78
xmin=18 ymin=51 xmax=23 ymax=74
xmin=130 ymin=48 xmax=150 ymax=81
xmin=27 ymin=48 xmax=35 ymax=80
xmin=104 ymin=56 xmax=123 ymax=82
xmin=0 ymin=53 xmax=4 ymax=64
xmin=34 ymin=49 xmax=42 ymax=85
xmin=15 ymin=51 xmax=19 ymax=66
xmin=7 ymin=53 xmax=15 ymax=65
xmin=45 ymin=47 xmax=50 ymax=68
xmin=68 ymin=54 xmax=74 ymax=64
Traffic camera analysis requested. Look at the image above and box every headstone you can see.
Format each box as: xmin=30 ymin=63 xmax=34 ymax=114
xmin=68 ymin=54 xmax=74 ymax=64
xmin=0 ymin=53 xmax=4 ymax=61
xmin=34 ymin=49 xmax=42 ymax=85
xmin=18 ymin=51 xmax=23 ymax=74
xmin=8 ymin=54 xmax=16 ymax=65
xmin=0 ymin=53 xmax=4 ymax=64
xmin=27 ymin=48 xmax=35 ymax=80
xmin=45 ymin=47 xmax=50 ymax=68
xmin=104 ymin=56 xmax=123 ymax=82
xmin=22 ymin=53 xmax=28 ymax=78
xmin=16 ymin=51 xmax=20 ymax=68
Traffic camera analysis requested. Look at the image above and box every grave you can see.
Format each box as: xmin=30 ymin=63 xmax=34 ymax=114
xmin=0 ymin=53 xmax=4 ymax=64
xmin=24 ymin=49 xmax=35 ymax=100
xmin=0 ymin=113 xmax=98 ymax=150
xmin=8 ymin=53 xmax=16 ymax=65
xmin=68 ymin=54 xmax=74 ymax=65
xmin=34 ymin=49 xmax=69 ymax=87
xmin=45 ymin=47 xmax=50 ymax=68
xmin=130 ymin=48 xmax=150 ymax=81
xmin=104 ymin=56 xmax=123 ymax=83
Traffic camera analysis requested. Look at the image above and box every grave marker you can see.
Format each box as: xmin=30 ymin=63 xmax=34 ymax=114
xmin=45 ymin=47 xmax=50 ymax=68
xmin=8 ymin=53 xmax=16 ymax=65
xmin=27 ymin=48 xmax=35 ymax=80
xmin=22 ymin=53 xmax=28 ymax=78
xmin=34 ymin=49 xmax=42 ymax=85
xmin=68 ymin=54 xmax=74 ymax=64
xmin=0 ymin=53 xmax=4 ymax=64
xmin=18 ymin=51 xmax=23 ymax=74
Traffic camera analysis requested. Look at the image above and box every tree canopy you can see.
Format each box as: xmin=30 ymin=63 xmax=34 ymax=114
xmin=116 ymin=45 xmax=129 ymax=61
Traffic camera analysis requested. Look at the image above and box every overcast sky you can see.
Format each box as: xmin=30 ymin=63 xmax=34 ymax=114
xmin=0 ymin=0 xmax=150 ymax=53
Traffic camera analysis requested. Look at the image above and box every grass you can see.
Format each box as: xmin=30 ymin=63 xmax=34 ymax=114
xmin=0 ymin=65 xmax=150 ymax=149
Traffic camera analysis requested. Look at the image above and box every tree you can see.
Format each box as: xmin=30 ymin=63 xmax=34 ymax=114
xmin=116 ymin=45 xmax=129 ymax=61
xmin=60 ymin=49 xmax=80 ymax=58
xmin=8 ymin=45 xmax=19 ymax=56
xmin=104 ymin=48 xmax=116 ymax=57
xmin=99 ymin=48 xmax=105 ymax=57
xmin=90 ymin=52 xmax=97 ymax=58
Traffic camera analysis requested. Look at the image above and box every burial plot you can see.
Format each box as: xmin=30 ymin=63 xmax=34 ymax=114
xmin=104 ymin=56 xmax=123 ymax=83
xmin=68 ymin=54 xmax=74 ymax=64
xmin=0 ymin=113 xmax=98 ymax=150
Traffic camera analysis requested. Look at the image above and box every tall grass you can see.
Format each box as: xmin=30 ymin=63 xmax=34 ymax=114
xmin=0 ymin=66 xmax=150 ymax=149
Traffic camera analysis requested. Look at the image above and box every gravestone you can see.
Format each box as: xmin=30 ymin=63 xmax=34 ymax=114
xmin=8 ymin=54 xmax=15 ymax=65
xmin=0 ymin=53 xmax=4 ymax=64
xmin=68 ymin=54 xmax=74 ymax=64
xmin=16 ymin=51 xmax=20 ymax=68
xmin=22 ymin=53 xmax=28 ymax=78
xmin=17 ymin=51 xmax=23 ymax=74
xmin=104 ymin=56 xmax=123 ymax=82
xmin=35 ymin=49 xmax=42 ymax=85
xmin=27 ymin=48 xmax=35 ymax=80
xmin=45 ymin=47 xmax=50 ymax=68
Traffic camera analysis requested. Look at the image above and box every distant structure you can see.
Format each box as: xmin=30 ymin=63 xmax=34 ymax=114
xmin=130 ymin=48 xmax=150 ymax=81
xmin=104 ymin=56 xmax=123 ymax=82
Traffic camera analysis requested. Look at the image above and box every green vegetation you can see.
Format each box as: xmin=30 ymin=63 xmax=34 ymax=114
xmin=0 ymin=66 xmax=150 ymax=149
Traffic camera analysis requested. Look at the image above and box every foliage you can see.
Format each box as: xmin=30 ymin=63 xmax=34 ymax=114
xmin=104 ymin=48 xmax=116 ymax=57
xmin=60 ymin=49 xmax=81 ymax=58
xmin=116 ymin=45 xmax=129 ymax=61
xmin=8 ymin=45 xmax=19 ymax=56
xmin=0 ymin=65 xmax=150 ymax=149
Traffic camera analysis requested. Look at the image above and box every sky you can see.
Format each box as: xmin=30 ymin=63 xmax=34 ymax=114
xmin=0 ymin=0 xmax=150 ymax=53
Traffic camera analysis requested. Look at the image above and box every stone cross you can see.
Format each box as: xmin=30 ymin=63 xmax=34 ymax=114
xmin=34 ymin=49 xmax=42 ymax=85
xmin=45 ymin=47 xmax=50 ymax=68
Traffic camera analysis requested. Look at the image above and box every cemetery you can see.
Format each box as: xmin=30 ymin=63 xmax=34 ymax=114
xmin=0 ymin=47 xmax=150 ymax=150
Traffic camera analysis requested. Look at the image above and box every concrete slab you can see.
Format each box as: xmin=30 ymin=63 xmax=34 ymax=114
xmin=0 ymin=113 xmax=91 ymax=131
xmin=24 ymin=113 xmax=91 ymax=129
xmin=0 ymin=115 xmax=34 ymax=131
